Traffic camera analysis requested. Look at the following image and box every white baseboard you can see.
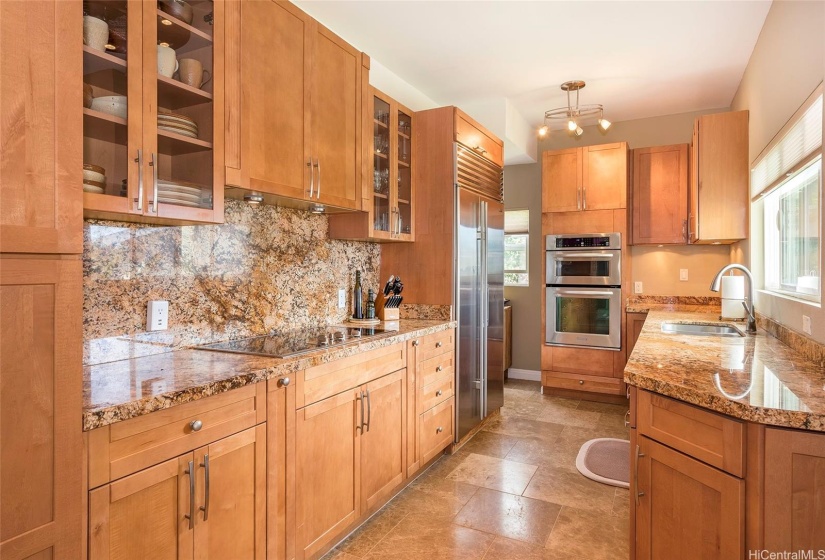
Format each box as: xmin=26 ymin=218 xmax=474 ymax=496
xmin=507 ymin=368 xmax=541 ymax=381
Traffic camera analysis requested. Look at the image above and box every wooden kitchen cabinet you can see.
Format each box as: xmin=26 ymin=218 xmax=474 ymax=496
xmin=542 ymin=143 xmax=627 ymax=213
xmin=89 ymin=454 xmax=195 ymax=560
xmin=627 ymin=312 xmax=648 ymax=356
xmin=631 ymin=144 xmax=689 ymax=245
xmin=0 ymin=257 xmax=83 ymax=559
xmin=0 ymin=0 xmax=82 ymax=254
xmin=764 ymin=427 xmax=825 ymax=552
xmin=82 ymin=0 xmax=224 ymax=225
xmin=267 ymin=377 xmax=294 ymax=560
xmin=689 ymin=110 xmax=749 ymax=243
xmin=635 ymin=435 xmax=745 ymax=560
xmin=225 ymin=0 xmax=361 ymax=211
xmin=329 ymin=84 xmax=416 ymax=241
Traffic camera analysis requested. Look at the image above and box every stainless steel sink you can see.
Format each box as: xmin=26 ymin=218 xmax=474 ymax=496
xmin=661 ymin=322 xmax=745 ymax=337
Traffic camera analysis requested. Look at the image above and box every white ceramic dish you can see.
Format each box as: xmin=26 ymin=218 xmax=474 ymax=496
xmin=90 ymin=96 xmax=128 ymax=119
xmin=83 ymin=169 xmax=106 ymax=183
xmin=158 ymin=124 xmax=198 ymax=138
xmin=83 ymin=184 xmax=105 ymax=194
xmin=157 ymin=182 xmax=203 ymax=196
xmin=158 ymin=197 xmax=201 ymax=207
xmin=156 ymin=190 xmax=201 ymax=203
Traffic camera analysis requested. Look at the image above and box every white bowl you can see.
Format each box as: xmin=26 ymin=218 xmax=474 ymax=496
xmin=83 ymin=169 xmax=106 ymax=183
xmin=90 ymin=96 xmax=128 ymax=119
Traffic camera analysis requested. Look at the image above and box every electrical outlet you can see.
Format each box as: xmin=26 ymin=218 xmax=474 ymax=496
xmin=803 ymin=315 xmax=812 ymax=335
xmin=679 ymin=269 xmax=689 ymax=281
xmin=338 ymin=289 xmax=346 ymax=309
xmin=147 ymin=300 xmax=169 ymax=331
xmin=634 ymin=281 xmax=643 ymax=294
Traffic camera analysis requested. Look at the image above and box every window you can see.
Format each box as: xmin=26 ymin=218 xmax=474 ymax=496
xmin=504 ymin=209 xmax=529 ymax=286
xmin=754 ymin=89 xmax=822 ymax=302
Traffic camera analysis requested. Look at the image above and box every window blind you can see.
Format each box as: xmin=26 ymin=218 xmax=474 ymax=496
xmin=751 ymin=88 xmax=823 ymax=198
xmin=504 ymin=209 xmax=529 ymax=234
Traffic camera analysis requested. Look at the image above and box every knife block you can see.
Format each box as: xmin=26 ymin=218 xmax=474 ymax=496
xmin=376 ymin=292 xmax=400 ymax=321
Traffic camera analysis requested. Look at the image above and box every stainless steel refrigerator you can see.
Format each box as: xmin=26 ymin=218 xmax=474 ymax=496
xmin=454 ymin=145 xmax=505 ymax=442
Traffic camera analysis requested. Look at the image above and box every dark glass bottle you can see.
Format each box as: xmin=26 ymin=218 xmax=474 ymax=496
xmin=353 ymin=271 xmax=363 ymax=319
xmin=366 ymin=289 xmax=376 ymax=319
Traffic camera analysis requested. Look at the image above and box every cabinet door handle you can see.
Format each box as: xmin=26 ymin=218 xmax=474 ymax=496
xmin=357 ymin=390 xmax=364 ymax=433
xmin=412 ymin=340 xmax=420 ymax=347
xmin=278 ymin=377 xmax=290 ymax=388
xmin=682 ymin=219 xmax=687 ymax=242
xmin=576 ymin=187 xmax=581 ymax=210
xmin=189 ymin=419 xmax=203 ymax=432
xmin=184 ymin=460 xmax=195 ymax=529
xmin=148 ymin=153 xmax=158 ymax=213
xmin=199 ymin=454 xmax=210 ymax=521
xmin=436 ymin=341 xmax=443 ymax=348
xmin=365 ymin=388 xmax=372 ymax=432
xmin=307 ymin=158 xmax=314 ymax=198
xmin=436 ymin=426 xmax=443 ymax=433
xmin=134 ymin=149 xmax=143 ymax=212
xmin=635 ymin=444 xmax=646 ymax=505
xmin=435 ymin=390 xmax=443 ymax=397
xmin=624 ymin=410 xmax=630 ymax=427
xmin=436 ymin=365 xmax=443 ymax=372
xmin=582 ymin=185 xmax=586 ymax=210
xmin=314 ymin=158 xmax=321 ymax=199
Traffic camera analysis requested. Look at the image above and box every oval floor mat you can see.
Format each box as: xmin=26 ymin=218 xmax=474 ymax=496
xmin=575 ymin=438 xmax=630 ymax=488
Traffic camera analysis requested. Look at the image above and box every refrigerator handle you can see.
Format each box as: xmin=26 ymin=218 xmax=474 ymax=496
xmin=480 ymin=200 xmax=488 ymax=419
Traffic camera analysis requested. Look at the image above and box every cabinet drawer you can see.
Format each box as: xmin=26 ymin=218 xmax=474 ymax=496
xmin=298 ymin=342 xmax=406 ymax=408
xmin=545 ymin=346 xmax=617 ymax=377
xmin=542 ymin=371 xmax=623 ymax=395
xmin=419 ymin=371 xmax=454 ymax=414
xmin=419 ymin=351 xmax=454 ymax=387
xmin=455 ymin=114 xmax=503 ymax=167
xmin=420 ymin=397 xmax=454 ymax=464
xmin=637 ymin=390 xmax=745 ymax=477
xmin=414 ymin=329 xmax=454 ymax=363
xmin=88 ymin=383 xmax=266 ymax=488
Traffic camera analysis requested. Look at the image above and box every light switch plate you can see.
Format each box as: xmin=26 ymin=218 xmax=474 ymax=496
xmin=338 ymin=289 xmax=346 ymax=309
xmin=679 ymin=269 xmax=689 ymax=281
xmin=634 ymin=281 xmax=643 ymax=294
xmin=803 ymin=315 xmax=812 ymax=335
xmin=147 ymin=300 xmax=169 ymax=331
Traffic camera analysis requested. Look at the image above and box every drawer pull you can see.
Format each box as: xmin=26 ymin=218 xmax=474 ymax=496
xmin=436 ymin=426 xmax=443 ymax=433
xmin=579 ymin=380 xmax=584 ymax=385
xmin=413 ymin=340 xmax=420 ymax=347
xmin=436 ymin=366 xmax=443 ymax=372
xmin=184 ymin=460 xmax=195 ymax=529
xmin=199 ymin=454 xmax=210 ymax=521
xmin=436 ymin=390 xmax=443 ymax=397
xmin=436 ymin=342 xmax=443 ymax=348
xmin=624 ymin=410 xmax=630 ymax=427
xmin=635 ymin=444 xmax=646 ymax=505
xmin=278 ymin=377 xmax=291 ymax=387
xmin=190 ymin=420 xmax=203 ymax=432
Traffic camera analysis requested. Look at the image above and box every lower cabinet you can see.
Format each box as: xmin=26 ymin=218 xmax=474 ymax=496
xmin=89 ymin=426 xmax=266 ymax=560
xmin=635 ymin=435 xmax=744 ymax=560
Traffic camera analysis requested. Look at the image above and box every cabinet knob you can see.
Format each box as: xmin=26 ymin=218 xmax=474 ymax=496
xmin=436 ymin=342 xmax=443 ymax=348
xmin=190 ymin=420 xmax=203 ymax=432
xmin=412 ymin=340 xmax=420 ymax=347
xmin=279 ymin=377 xmax=291 ymax=387
xmin=579 ymin=380 xmax=584 ymax=385
xmin=436 ymin=390 xmax=443 ymax=397
xmin=436 ymin=426 xmax=443 ymax=433
xmin=436 ymin=366 xmax=443 ymax=372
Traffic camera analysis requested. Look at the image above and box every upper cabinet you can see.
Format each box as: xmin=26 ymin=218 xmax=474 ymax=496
xmin=542 ymin=142 xmax=628 ymax=213
xmin=329 ymin=85 xmax=416 ymax=242
xmin=689 ymin=110 xmax=749 ymax=243
xmin=0 ymin=0 xmax=83 ymax=253
xmin=455 ymin=109 xmax=503 ymax=167
xmin=82 ymin=0 xmax=224 ymax=225
xmin=224 ymin=0 xmax=362 ymax=211
xmin=631 ymin=144 xmax=689 ymax=245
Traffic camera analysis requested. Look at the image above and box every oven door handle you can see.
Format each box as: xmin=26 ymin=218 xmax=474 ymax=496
xmin=553 ymin=253 xmax=615 ymax=259
xmin=553 ymin=290 xmax=617 ymax=297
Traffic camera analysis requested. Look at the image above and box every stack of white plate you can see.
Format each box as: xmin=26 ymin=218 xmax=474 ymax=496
xmin=83 ymin=164 xmax=106 ymax=194
xmin=157 ymin=179 xmax=206 ymax=208
xmin=158 ymin=111 xmax=199 ymax=139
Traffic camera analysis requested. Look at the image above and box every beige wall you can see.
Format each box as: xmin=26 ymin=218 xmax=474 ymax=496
xmin=504 ymin=108 xmax=731 ymax=371
xmin=730 ymin=0 xmax=825 ymax=344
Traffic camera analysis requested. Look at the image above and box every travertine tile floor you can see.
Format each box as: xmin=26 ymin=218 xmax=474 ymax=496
xmin=322 ymin=379 xmax=631 ymax=560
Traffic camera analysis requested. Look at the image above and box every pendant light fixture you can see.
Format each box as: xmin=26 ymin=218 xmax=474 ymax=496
xmin=539 ymin=80 xmax=611 ymax=137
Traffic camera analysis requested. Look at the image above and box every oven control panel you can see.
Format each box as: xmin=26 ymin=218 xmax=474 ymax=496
xmin=546 ymin=233 xmax=622 ymax=250
xmin=555 ymin=236 xmax=610 ymax=248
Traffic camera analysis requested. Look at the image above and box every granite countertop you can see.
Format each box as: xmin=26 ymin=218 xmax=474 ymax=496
xmin=84 ymin=319 xmax=456 ymax=431
xmin=625 ymin=310 xmax=825 ymax=432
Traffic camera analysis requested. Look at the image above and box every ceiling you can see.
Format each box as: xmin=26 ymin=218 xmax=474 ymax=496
xmin=295 ymin=0 xmax=772 ymax=162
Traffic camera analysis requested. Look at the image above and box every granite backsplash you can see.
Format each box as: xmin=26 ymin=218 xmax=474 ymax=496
xmin=83 ymin=200 xmax=380 ymax=365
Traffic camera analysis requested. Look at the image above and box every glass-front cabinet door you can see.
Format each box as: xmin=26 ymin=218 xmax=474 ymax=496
xmin=372 ymin=93 xmax=392 ymax=239
xmin=82 ymin=0 xmax=221 ymax=224
xmin=395 ymin=104 xmax=414 ymax=241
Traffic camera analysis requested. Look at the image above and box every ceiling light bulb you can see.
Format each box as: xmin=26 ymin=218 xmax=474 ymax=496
xmin=538 ymin=126 xmax=548 ymax=137
xmin=575 ymin=126 xmax=584 ymax=137
xmin=567 ymin=120 xmax=577 ymax=132
xmin=599 ymin=118 xmax=612 ymax=131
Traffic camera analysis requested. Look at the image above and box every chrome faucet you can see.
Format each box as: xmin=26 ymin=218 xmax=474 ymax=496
xmin=710 ymin=264 xmax=757 ymax=334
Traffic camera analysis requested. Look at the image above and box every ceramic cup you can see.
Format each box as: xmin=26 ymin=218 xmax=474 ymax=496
xmin=83 ymin=15 xmax=109 ymax=52
xmin=178 ymin=58 xmax=211 ymax=89
xmin=157 ymin=44 xmax=179 ymax=78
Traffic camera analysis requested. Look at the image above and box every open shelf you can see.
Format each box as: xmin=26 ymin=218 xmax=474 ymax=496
xmin=157 ymin=9 xmax=213 ymax=54
xmin=157 ymin=74 xmax=213 ymax=109
xmin=83 ymin=46 xmax=127 ymax=74
xmin=157 ymin=128 xmax=212 ymax=155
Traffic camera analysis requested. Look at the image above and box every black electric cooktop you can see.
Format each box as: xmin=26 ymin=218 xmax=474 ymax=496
xmin=198 ymin=325 xmax=387 ymax=358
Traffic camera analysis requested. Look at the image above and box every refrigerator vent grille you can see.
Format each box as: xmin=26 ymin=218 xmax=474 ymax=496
xmin=456 ymin=143 xmax=503 ymax=202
